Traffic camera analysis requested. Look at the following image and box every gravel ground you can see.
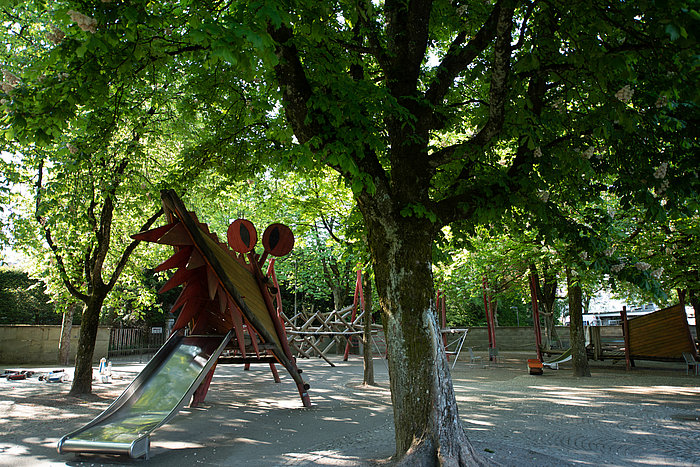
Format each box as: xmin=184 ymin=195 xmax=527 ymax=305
xmin=0 ymin=352 xmax=698 ymax=466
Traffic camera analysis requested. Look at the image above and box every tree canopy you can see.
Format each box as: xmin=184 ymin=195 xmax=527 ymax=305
xmin=2 ymin=0 xmax=699 ymax=464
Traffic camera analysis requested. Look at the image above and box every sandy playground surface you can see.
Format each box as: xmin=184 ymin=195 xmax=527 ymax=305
xmin=0 ymin=351 xmax=699 ymax=466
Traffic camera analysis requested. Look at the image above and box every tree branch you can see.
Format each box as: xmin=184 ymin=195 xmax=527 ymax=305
xmin=384 ymin=0 xmax=432 ymax=96
xmin=106 ymin=207 xmax=164 ymax=291
xmin=427 ymin=3 xmax=515 ymax=168
xmin=425 ymin=0 xmax=511 ymax=106
xmin=34 ymin=160 xmax=89 ymax=302
xmin=267 ymin=23 xmax=317 ymax=145
xmin=469 ymin=3 xmax=515 ymax=147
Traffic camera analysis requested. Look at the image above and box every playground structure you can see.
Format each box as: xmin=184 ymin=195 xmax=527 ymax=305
xmin=619 ymin=303 xmax=697 ymax=369
xmin=285 ymin=275 xmax=470 ymax=368
xmin=57 ymin=190 xmax=310 ymax=459
xmin=584 ymin=304 xmax=698 ymax=368
xmin=528 ymin=266 xmax=697 ymax=372
xmin=283 ymin=270 xmax=385 ymax=366
xmin=436 ymin=291 xmax=470 ymax=368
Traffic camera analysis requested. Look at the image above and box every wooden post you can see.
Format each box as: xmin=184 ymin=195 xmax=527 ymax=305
xmin=191 ymin=363 xmax=217 ymax=408
xmin=344 ymin=270 xmax=363 ymax=360
xmin=620 ymin=305 xmax=632 ymax=370
xmin=590 ymin=326 xmax=602 ymax=361
xmin=482 ymin=277 xmax=494 ymax=353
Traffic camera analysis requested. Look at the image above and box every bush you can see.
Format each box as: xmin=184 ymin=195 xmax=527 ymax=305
xmin=0 ymin=268 xmax=59 ymax=324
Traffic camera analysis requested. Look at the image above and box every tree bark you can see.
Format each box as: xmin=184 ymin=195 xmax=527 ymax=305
xmin=267 ymin=2 xmax=514 ymax=461
xmin=363 ymin=273 xmax=375 ymax=386
xmin=688 ymin=290 xmax=699 ymax=318
xmin=567 ymin=268 xmax=590 ymax=377
xmin=530 ymin=263 xmax=559 ymax=350
xmin=69 ymin=295 xmax=106 ymax=395
xmin=58 ymin=303 xmax=76 ymax=365
xmin=359 ymin=194 xmax=486 ymax=465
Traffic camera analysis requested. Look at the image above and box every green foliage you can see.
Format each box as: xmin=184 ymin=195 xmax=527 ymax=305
xmin=0 ymin=267 xmax=58 ymax=324
xmin=180 ymin=168 xmax=367 ymax=311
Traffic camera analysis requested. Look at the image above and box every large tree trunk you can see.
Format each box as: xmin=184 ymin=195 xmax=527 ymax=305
xmin=69 ymin=294 xmax=106 ymax=395
xmin=58 ymin=303 xmax=76 ymax=365
xmin=363 ymin=273 xmax=375 ymax=386
xmin=567 ymin=269 xmax=590 ymax=377
xmin=360 ymin=199 xmax=485 ymax=465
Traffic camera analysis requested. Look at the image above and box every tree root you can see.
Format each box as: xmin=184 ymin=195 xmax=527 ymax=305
xmin=393 ymin=431 xmax=496 ymax=467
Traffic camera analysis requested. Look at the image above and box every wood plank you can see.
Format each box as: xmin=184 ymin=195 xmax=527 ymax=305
xmin=131 ymin=222 xmax=177 ymax=242
xmin=158 ymin=266 xmax=204 ymax=294
xmin=218 ymin=356 xmax=278 ymax=364
xmin=627 ymin=304 xmax=694 ymax=359
xmin=154 ymin=246 xmax=193 ymax=273
xmin=157 ymin=222 xmax=193 ymax=246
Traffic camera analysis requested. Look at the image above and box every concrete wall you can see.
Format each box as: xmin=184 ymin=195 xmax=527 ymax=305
xmin=0 ymin=325 xmax=110 ymax=365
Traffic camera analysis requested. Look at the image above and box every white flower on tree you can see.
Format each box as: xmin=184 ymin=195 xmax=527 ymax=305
xmin=67 ymin=10 xmax=98 ymax=33
xmin=47 ymin=27 xmax=65 ymax=45
xmin=634 ymin=261 xmax=651 ymax=271
xmin=615 ymin=84 xmax=634 ymax=103
xmin=611 ymin=263 xmax=625 ymax=273
xmin=653 ymin=162 xmax=668 ymax=179
xmin=1 ymin=70 xmax=20 ymax=93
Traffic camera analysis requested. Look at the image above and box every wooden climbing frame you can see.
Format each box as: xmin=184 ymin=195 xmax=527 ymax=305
xmin=283 ymin=271 xmax=384 ymax=366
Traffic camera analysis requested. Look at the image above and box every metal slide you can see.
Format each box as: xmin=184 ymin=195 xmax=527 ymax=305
xmin=58 ymin=329 xmax=233 ymax=459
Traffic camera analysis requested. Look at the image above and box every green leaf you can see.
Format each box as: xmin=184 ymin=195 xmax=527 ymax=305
xmin=665 ymin=24 xmax=681 ymax=41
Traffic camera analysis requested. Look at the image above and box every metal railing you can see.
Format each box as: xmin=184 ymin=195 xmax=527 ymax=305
xmin=108 ymin=327 xmax=166 ymax=361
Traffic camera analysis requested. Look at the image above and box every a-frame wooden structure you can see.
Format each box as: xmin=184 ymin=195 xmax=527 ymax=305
xmin=133 ymin=190 xmax=311 ymax=407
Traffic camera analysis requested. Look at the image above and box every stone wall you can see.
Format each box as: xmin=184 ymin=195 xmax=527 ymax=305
xmin=0 ymin=325 xmax=110 ymax=365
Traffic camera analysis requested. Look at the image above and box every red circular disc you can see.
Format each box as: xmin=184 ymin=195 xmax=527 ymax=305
xmin=227 ymin=219 xmax=258 ymax=253
xmin=262 ymin=223 xmax=294 ymax=257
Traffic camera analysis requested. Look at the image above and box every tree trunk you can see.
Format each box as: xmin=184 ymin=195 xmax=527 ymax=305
xmin=688 ymin=290 xmax=699 ymax=318
xmin=363 ymin=273 xmax=375 ymax=386
xmin=58 ymin=303 xmax=76 ymax=365
xmin=69 ymin=295 xmax=105 ymax=395
xmin=489 ymin=297 xmax=499 ymax=327
xmin=567 ymin=269 xmax=590 ymax=377
xmin=541 ymin=312 xmax=556 ymax=350
xmin=331 ymin=285 xmax=345 ymax=312
xmin=360 ymin=202 xmax=485 ymax=465
xmin=529 ymin=263 xmax=558 ymax=350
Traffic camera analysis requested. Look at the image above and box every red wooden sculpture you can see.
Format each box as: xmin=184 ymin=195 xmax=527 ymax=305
xmin=134 ymin=190 xmax=311 ymax=407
